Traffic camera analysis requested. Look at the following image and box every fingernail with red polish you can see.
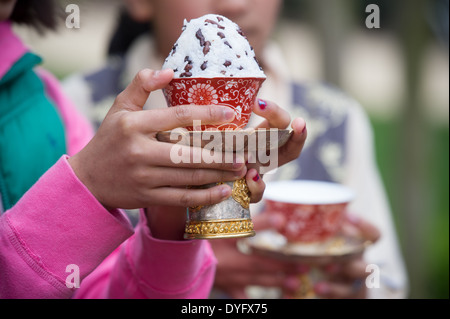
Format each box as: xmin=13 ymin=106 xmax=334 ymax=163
xmin=253 ymin=173 xmax=260 ymax=182
xmin=302 ymin=124 xmax=307 ymax=134
xmin=258 ymin=99 xmax=267 ymax=110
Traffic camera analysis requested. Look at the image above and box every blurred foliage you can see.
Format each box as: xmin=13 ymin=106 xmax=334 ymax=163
xmin=423 ymin=124 xmax=449 ymax=298
xmin=371 ymin=118 xmax=449 ymax=299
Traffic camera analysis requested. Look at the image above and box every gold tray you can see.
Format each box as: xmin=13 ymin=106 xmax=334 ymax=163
xmin=241 ymin=231 xmax=372 ymax=264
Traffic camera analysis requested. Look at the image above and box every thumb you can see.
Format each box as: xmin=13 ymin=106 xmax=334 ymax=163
xmin=111 ymin=68 xmax=174 ymax=113
xmin=252 ymin=212 xmax=286 ymax=231
xmin=344 ymin=213 xmax=381 ymax=244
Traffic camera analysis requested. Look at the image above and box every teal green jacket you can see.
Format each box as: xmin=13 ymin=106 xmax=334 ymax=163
xmin=0 ymin=52 xmax=67 ymax=211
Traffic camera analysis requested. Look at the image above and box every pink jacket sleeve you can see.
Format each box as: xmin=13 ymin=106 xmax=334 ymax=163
xmin=73 ymin=211 xmax=217 ymax=299
xmin=0 ymin=156 xmax=135 ymax=298
xmin=0 ymin=70 xmax=217 ymax=299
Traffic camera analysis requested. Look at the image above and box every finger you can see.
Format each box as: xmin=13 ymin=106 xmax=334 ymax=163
xmin=112 ymin=69 xmax=174 ymax=113
xmin=229 ymin=251 xmax=298 ymax=275
xmin=323 ymin=258 xmax=368 ymax=281
xmin=246 ymin=169 xmax=265 ymax=203
xmin=341 ymin=258 xmax=368 ymax=280
xmin=251 ymin=212 xmax=287 ymax=231
xmin=345 ymin=214 xmax=381 ymax=243
xmin=135 ymin=104 xmax=235 ymax=132
xmin=147 ymin=183 xmax=232 ymax=207
xmin=278 ymin=117 xmax=307 ymax=167
xmin=253 ymin=99 xmax=291 ymax=130
xmin=149 ymin=166 xmax=247 ymax=186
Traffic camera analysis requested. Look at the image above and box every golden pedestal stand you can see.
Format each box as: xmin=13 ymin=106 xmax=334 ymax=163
xmin=157 ymin=129 xmax=292 ymax=239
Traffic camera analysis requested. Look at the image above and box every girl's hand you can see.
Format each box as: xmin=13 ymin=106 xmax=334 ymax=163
xmin=146 ymin=168 xmax=267 ymax=240
xmin=69 ymin=69 xmax=247 ymax=210
xmin=252 ymin=98 xmax=307 ymax=169
xmin=313 ymin=214 xmax=381 ymax=299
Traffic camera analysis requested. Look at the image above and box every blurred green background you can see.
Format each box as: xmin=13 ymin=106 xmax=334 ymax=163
xmin=14 ymin=0 xmax=448 ymax=299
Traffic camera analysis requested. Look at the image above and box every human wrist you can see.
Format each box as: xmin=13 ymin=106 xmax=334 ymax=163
xmin=67 ymin=153 xmax=115 ymax=211
xmin=145 ymin=206 xmax=187 ymax=241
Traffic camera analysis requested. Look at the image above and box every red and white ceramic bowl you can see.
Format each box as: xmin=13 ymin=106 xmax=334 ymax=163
xmin=163 ymin=77 xmax=265 ymax=131
xmin=263 ymin=180 xmax=355 ymax=243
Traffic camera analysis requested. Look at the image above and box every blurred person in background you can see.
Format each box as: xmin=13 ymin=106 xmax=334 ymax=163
xmin=63 ymin=0 xmax=408 ymax=299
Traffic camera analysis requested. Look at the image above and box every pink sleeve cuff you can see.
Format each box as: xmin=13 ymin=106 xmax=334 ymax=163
xmin=4 ymin=156 xmax=134 ymax=285
xmin=126 ymin=210 xmax=217 ymax=298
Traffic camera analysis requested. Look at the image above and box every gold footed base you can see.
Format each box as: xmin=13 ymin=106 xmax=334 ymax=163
xmin=184 ymin=218 xmax=255 ymax=240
